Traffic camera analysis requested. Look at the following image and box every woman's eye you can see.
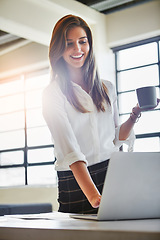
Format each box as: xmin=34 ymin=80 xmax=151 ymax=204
xmin=67 ymin=42 xmax=73 ymax=46
xmin=79 ymin=40 xmax=87 ymax=44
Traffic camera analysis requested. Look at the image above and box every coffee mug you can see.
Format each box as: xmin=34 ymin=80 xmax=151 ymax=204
xmin=136 ymin=86 xmax=157 ymax=109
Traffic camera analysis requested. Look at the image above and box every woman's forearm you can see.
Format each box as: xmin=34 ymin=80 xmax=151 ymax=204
xmin=119 ymin=105 xmax=141 ymax=141
xmin=70 ymin=161 xmax=101 ymax=208
xmin=119 ymin=118 xmax=135 ymax=140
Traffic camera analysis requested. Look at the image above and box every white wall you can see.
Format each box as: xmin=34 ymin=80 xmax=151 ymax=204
xmin=0 ymin=42 xmax=49 ymax=79
xmin=0 ymin=186 xmax=59 ymax=211
xmin=106 ymin=0 xmax=160 ymax=47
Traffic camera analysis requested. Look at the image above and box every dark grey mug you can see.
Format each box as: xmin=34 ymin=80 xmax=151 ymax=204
xmin=136 ymin=86 xmax=157 ymax=109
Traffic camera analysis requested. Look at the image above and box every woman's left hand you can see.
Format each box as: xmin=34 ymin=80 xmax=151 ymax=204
xmin=157 ymin=98 xmax=160 ymax=106
xmin=140 ymin=98 xmax=160 ymax=112
xmin=135 ymin=98 xmax=160 ymax=113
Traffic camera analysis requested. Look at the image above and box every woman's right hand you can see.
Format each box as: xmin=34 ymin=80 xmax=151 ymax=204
xmin=70 ymin=161 xmax=102 ymax=209
xmin=89 ymin=193 xmax=101 ymax=208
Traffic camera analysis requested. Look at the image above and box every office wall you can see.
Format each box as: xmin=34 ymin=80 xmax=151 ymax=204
xmin=106 ymin=0 xmax=160 ymax=47
xmin=0 ymin=42 xmax=49 ymax=80
xmin=0 ymin=186 xmax=59 ymax=211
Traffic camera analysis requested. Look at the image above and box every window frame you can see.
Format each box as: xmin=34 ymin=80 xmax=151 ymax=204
xmin=0 ymin=68 xmax=55 ymax=186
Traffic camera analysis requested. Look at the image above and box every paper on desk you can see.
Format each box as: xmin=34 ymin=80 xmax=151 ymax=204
xmin=4 ymin=211 xmax=70 ymax=220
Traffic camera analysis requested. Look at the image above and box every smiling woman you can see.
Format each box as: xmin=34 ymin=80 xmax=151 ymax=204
xmin=48 ymin=15 xmax=110 ymax=113
xmin=42 ymin=14 xmax=148 ymax=214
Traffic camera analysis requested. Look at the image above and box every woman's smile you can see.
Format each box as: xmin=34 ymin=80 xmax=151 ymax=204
xmin=70 ymin=54 xmax=84 ymax=59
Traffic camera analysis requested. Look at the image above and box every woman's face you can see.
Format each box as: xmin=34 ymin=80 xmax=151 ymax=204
xmin=62 ymin=26 xmax=90 ymax=70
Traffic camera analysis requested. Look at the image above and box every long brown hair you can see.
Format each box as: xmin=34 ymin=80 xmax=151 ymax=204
xmin=49 ymin=14 xmax=110 ymax=112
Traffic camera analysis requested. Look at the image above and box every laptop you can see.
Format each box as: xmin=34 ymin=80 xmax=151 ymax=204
xmin=70 ymin=152 xmax=160 ymax=221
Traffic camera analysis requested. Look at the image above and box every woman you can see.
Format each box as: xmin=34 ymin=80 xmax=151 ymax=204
xmin=42 ymin=15 xmax=158 ymax=214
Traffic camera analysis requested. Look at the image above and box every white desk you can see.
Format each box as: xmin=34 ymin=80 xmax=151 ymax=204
xmin=0 ymin=212 xmax=160 ymax=240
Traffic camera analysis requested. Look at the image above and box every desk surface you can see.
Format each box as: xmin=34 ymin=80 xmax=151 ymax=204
xmin=0 ymin=212 xmax=160 ymax=240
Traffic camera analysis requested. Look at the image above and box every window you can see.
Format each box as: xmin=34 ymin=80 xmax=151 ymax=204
xmin=113 ymin=36 xmax=160 ymax=152
xmin=0 ymin=69 xmax=57 ymax=187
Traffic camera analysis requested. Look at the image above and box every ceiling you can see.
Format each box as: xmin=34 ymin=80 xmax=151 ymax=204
xmin=76 ymin=0 xmax=151 ymax=14
xmin=0 ymin=30 xmax=30 ymax=57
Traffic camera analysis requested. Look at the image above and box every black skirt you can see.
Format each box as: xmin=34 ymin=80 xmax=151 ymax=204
xmin=57 ymin=160 xmax=109 ymax=214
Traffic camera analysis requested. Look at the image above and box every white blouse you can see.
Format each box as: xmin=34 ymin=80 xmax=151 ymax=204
xmin=42 ymin=79 xmax=135 ymax=171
